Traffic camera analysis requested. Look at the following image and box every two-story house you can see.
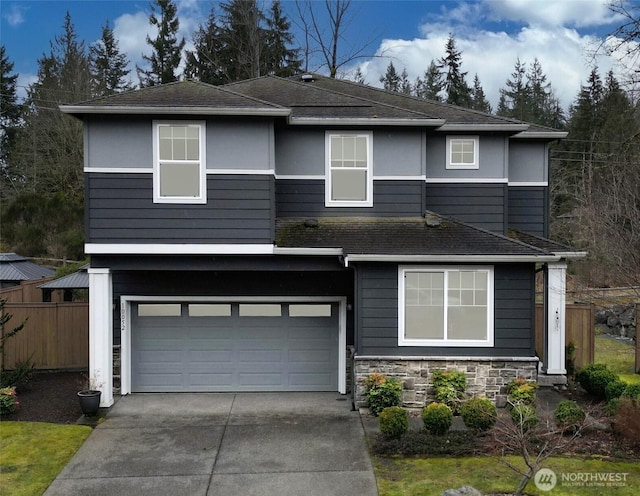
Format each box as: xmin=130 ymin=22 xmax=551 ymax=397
xmin=61 ymin=74 xmax=583 ymax=408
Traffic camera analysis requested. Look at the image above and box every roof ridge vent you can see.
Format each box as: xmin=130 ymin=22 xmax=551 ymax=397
xmin=300 ymin=74 xmax=315 ymax=82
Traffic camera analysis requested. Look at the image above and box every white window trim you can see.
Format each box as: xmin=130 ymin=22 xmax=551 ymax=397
xmin=153 ymin=120 xmax=206 ymax=204
xmin=446 ymin=136 xmax=479 ymax=170
xmin=325 ymin=131 xmax=373 ymax=207
xmin=398 ymin=265 xmax=494 ymax=347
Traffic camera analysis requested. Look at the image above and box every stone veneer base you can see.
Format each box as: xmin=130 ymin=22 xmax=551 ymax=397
xmin=353 ymin=355 xmax=539 ymax=409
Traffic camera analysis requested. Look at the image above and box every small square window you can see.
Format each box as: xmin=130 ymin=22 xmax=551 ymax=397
xmin=446 ymin=136 xmax=479 ymax=169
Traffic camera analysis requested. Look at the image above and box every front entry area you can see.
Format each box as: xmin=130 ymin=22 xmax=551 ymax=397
xmin=128 ymin=300 xmax=342 ymax=393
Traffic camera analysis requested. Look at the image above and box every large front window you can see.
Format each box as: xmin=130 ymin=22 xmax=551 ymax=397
xmin=153 ymin=121 xmax=206 ymax=203
xmin=325 ymin=131 xmax=373 ymax=207
xmin=398 ymin=266 xmax=494 ymax=346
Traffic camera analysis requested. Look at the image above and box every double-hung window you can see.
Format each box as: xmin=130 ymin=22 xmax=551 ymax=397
xmin=446 ymin=136 xmax=479 ymax=169
xmin=398 ymin=266 xmax=494 ymax=347
xmin=325 ymin=131 xmax=373 ymax=207
xmin=153 ymin=121 xmax=206 ymax=204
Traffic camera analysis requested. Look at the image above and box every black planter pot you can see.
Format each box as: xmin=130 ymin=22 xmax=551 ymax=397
xmin=77 ymin=390 xmax=102 ymax=416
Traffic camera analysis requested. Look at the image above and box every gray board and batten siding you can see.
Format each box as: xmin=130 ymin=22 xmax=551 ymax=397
xmin=355 ymin=262 xmax=536 ymax=358
xmin=85 ymin=173 xmax=275 ymax=244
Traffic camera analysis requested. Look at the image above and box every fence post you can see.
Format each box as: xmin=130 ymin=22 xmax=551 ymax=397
xmin=636 ymin=303 xmax=640 ymax=374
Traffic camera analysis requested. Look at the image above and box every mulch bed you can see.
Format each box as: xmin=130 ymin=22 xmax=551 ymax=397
xmin=1 ymin=371 xmax=86 ymax=424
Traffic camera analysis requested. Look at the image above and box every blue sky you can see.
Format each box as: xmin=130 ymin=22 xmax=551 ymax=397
xmin=1 ymin=0 xmax=631 ymax=110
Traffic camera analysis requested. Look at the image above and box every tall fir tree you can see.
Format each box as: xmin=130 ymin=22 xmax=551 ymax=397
xmin=470 ymin=74 xmax=491 ymax=113
xmin=90 ymin=21 xmax=132 ymax=96
xmin=264 ymin=0 xmax=301 ymax=77
xmin=184 ymin=9 xmax=224 ymax=84
xmin=137 ymin=0 xmax=185 ymax=87
xmin=438 ymin=35 xmax=471 ymax=107
xmin=414 ymin=60 xmax=442 ymax=101
xmin=379 ymin=61 xmax=400 ymax=92
xmin=0 ymin=46 xmax=23 ymax=200
xmin=399 ymin=68 xmax=412 ymax=95
xmin=497 ymin=58 xmax=528 ymax=120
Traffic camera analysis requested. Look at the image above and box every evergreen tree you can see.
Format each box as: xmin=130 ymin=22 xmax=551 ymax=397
xmin=352 ymin=67 xmax=366 ymax=84
xmin=497 ymin=58 xmax=528 ymax=120
xmin=414 ymin=60 xmax=442 ymax=101
xmin=470 ymin=74 xmax=491 ymax=113
xmin=399 ymin=68 xmax=412 ymax=95
xmin=90 ymin=21 xmax=132 ymax=96
xmin=380 ymin=61 xmax=400 ymax=92
xmin=137 ymin=0 xmax=185 ymax=87
xmin=184 ymin=9 xmax=224 ymax=84
xmin=438 ymin=35 xmax=471 ymax=107
xmin=0 ymin=46 xmax=22 ymax=199
xmin=264 ymin=0 xmax=301 ymax=77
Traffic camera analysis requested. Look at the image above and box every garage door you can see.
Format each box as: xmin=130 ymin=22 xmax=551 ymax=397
xmin=131 ymin=302 xmax=339 ymax=392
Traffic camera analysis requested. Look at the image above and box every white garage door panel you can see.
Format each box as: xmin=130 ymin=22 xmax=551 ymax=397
xmin=132 ymin=302 xmax=339 ymax=392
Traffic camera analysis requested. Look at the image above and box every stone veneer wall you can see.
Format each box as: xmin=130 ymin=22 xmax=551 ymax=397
xmin=353 ymin=356 xmax=539 ymax=409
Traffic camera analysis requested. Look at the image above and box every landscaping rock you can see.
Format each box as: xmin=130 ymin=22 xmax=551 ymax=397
xmin=441 ymin=486 xmax=483 ymax=496
xmin=596 ymin=303 xmax=637 ymax=339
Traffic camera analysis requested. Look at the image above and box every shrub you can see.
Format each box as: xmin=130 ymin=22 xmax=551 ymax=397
xmin=0 ymin=386 xmax=18 ymax=415
xmin=422 ymin=402 xmax=453 ymax=435
xmin=575 ymin=363 xmax=618 ymax=399
xmin=0 ymin=357 xmax=35 ymax=388
xmin=506 ymin=377 xmax=537 ymax=405
xmin=613 ymin=398 xmax=640 ymax=445
xmin=605 ymin=380 xmax=627 ymax=401
xmin=432 ymin=369 xmax=466 ymax=414
xmin=510 ymin=402 xmax=539 ymax=431
xmin=461 ymin=397 xmax=497 ymax=431
xmin=621 ymin=383 xmax=640 ymax=401
xmin=565 ymin=340 xmax=577 ymax=377
xmin=554 ymin=400 xmax=586 ymax=433
xmin=606 ymin=398 xmax=621 ymax=416
xmin=379 ymin=406 xmax=408 ymax=439
xmin=364 ymin=374 xmax=403 ymax=416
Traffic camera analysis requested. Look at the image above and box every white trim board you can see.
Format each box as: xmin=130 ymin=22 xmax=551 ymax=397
xmin=85 ymin=243 xmax=343 ymax=256
xmin=120 ymin=295 xmax=348 ymax=395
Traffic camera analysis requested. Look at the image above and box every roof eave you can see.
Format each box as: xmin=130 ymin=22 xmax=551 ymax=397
xmin=437 ymin=123 xmax=530 ymax=132
xmin=553 ymin=251 xmax=588 ymax=259
xmin=512 ymin=130 xmax=569 ymax=139
xmin=288 ymin=117 xmax=446 ymax=127
xmin=59 ymin=105 xmax=291 ymax=117
xmin=343 ymin=253 xmax=560 ymax=267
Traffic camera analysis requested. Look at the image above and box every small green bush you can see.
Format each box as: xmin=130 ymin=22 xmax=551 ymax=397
xmin=554 ymin=400 xmax=586 ymax=433
xmin=379 ymin=406 xmax=409 ymax=439
xmin=422 ymin=402 xmax=453 ymax=435
xmin=0 ymin=386 xmax=18 ymax=414
xmin=364 ymin=373 xmax=403 ymax=416
xmin=575 ymin=363 xmax=619 ymax=399
xmin=432 ymin=369 xmax=467 ymax=414
xmin=460 ymin=397 xmax=497 ymax=431
xmin=0 ymin=357 xmax=35 ymax=388
xmin=622 ymin=383 xmax=640 ymax=401
xmin=510 ymin=402 xmax=539 ymax=431
xmin=506 ymin=377 xmax=537 ymax=405
xmin=605 ymin=380 xmax=627 ymax=401
xmin=606 ymin=398 xmax=621 ymax=416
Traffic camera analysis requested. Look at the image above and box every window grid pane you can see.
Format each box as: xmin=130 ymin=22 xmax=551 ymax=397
xmin=450 ymin=139 xmax=476 ymax=165
xmin=157 ymin=123 xmax=202 ymax=200
xmin=329 ymin=134 xmax=369 ymax=202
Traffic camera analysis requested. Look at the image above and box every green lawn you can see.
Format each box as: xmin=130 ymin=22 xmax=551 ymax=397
xmin=594 ymin=334 xmax=640 ymax=384
xmin=374 ymin=456 xmax=640 ymax=496
xmin=0 ymin=422 xmax=91 ymax=496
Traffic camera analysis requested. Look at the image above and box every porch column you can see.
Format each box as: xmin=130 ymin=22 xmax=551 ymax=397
xmin=88 ymin=268 xmax=114 ymax=407
xmin=545 ymin=262 xmax=567 ymax=375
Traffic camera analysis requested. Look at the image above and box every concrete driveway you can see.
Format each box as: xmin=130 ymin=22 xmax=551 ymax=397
xmin=44 ymin=393 xmax=378 ymax=496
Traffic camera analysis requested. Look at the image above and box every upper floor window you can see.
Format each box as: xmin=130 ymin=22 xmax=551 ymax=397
xmin=153 ymin=121 xmax=206 ymax=204
xmin=398 ymin=265 xmax=494 ymax=347
xmin=446 ymin=136 xmax=479 ymax=169
xmin=325 ymin=131 xmax=373 ymax=207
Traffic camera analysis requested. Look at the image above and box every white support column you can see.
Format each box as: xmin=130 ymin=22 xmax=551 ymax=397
xmin=88 ymin=268 xmax=114 ymax=407
xmin=546 ymin=262 xmax=567 ymax=375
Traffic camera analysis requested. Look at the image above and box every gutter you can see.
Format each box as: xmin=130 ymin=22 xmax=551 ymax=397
xmin=343 ymin=253 xmax=562 ymax=267
xmin=59 ymin=105 xmax=291 ymax=117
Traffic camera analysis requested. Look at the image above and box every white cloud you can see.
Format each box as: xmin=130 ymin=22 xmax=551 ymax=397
xmin=357 ymin=0 xmax=627 ymax=112
xmin=4 ymin=4 xmax=26 ymax=26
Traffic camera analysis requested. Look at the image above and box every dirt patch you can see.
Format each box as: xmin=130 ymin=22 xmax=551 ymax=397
xmin=1 ymin=371 xmax=86 ymax=424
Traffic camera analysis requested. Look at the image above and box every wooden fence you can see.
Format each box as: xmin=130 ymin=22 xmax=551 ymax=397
xmin=1 ymin=302 xmax=88 ymax=370
xmin=0 ymin=278 xmax=62 ymax=303
xmin=535 ymin=303 xmax=595 ymax=369
xmin=636 ymin=305 xmax=640 ymax=374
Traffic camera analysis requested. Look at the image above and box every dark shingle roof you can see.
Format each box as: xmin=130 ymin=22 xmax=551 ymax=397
xmin=227 ymin=76 xmax=443 ymax=123
xmin=0 ymin=253 xmax=55 ymax=282
xmin=60 ymin=80 xmax=288 ymax=115
xmin=276 ymin=216 xmax=552 ymax=257
xmin=508 ymin=229 xmax=577 ymax=253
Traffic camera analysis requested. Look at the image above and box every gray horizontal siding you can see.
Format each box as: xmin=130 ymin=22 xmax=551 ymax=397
xmin=425 ymin=184 xmax=506 ymax=234
xmin=276 ymin=179 xmax=423 ymax=217
xmin=86 ymin=173 xmax=274 ymax=244
xmin=508 ymin=186 xmax=547 ymax=237
xmin=356 ymin=263 xmax=535 ymax=357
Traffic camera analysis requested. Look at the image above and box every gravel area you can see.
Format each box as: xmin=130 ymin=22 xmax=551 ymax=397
xmin=1 ymin=371 xmax=86 ymax=424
